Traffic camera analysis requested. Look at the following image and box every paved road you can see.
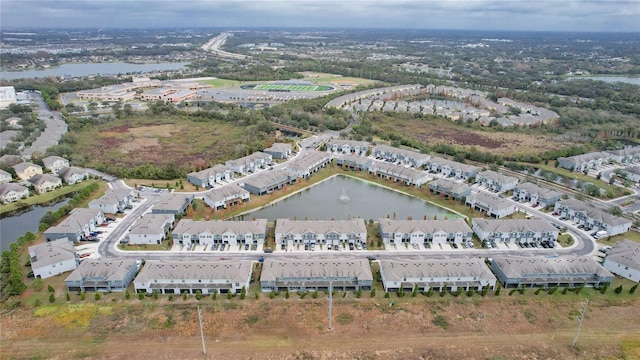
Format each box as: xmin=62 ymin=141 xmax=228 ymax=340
xmin=95 ymin=133 xmax=598 ymax=262
xmin=22 ymin=92 xmax=67 ymax=158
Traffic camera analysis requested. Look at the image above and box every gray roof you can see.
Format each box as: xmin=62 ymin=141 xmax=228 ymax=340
xmin=607 ymin=146 xmax=640 ymax=157
xmin=205 ymin=184 xmax=249 ymax=202
xmin=379 ymin=218 xmax=471 ymax=234
xmin=335 ymin=154 xmax=372 ymax=166
xmin=429 ymin=178 xmax=472 ymax=194
xmin=556 ymin=199 xmax=631 ymax=227
xmin=558 ymin=151 xmax=610 ymax=165
xmin=129 ymin=213 xmax=174 ymax=235
xmin=89 ymin=189 xmax=134 ymax=207
xmin=153 ymin=193 xmax=193 ymax=212
xmin=477 ymin=170 xmax=518 ymax=184
xmin=327 ymin=139 xmax=370 ymax=148
xmin=12 ymin=161 xmax=41 ymax=173
xmin=373 ymin=144 xmax=428 ymax=161
xmin=622 ymin=166 xmax=640 ymax=176
xmin=370 ymin=162 xmax=426 ymax=180
xmin=242 ymin=169 xmax=293 ymax=189
xmin=0 ymin=154 xmax=23 ymax=167
xmin=187 ymin=164 xmax=229 ymax=180
xmin=135 ymin=260 xmax=253 ymax=283
xmin=261 ymin=259 xmax=373 ymax=282
xmin=515 ymin=182 xmax=562 ymax=199
xmin=379 ymin=259 xmax=496 ymax=282
xmin=429 ymin=157 xmax=480 ymax=173
xmin=42 ymin=156 xmax=68 ymax=168
xmin=226 ymin=151 xmax=271 ymax=167
xmin=605 ymin=239 xmax=640 ymax=269
xmin=173 ymin=218 xmax=267 ymax=235
xmin=264 ymin=142 xmax=291 ymax=153
xmin=58 ymin=166 xmax=89 ymax=179
xmin=65 ymin=259 xmax=137 ymax=282
xmin=29 ymin=240 xmax=76 ymax=269
xmin=44 ymin=208 xmax=102 ymax=234
xmin=27 ymin=173 xmax=61 ymax=186
xmin=467 ymin=192 xmax=512 ymax=210
xmin=0 ymin=182 xmax=28 ymax=196
xmin=276 ymin=218 xmax=366 ymax=235
xmin=492 ymin=257 xmax=613 ymax=279
xmin=287 ymin=152 xmax=331 ymax=172
xmin=472 ymin=218 xmax=557 ymax=233
xmin=0 ymin=169 xmax=11 ymax=177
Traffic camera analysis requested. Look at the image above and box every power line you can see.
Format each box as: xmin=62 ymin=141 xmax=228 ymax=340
xmin=572 ymin=299 xmax=589 ymax=347
xmin=197 ymin=305 xmax=207 ymax=355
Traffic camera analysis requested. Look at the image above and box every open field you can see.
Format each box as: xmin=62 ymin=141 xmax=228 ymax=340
xmin=301 ymin=72 xmax=382 ymax=86
xmin=250 ymin=84 xmax=333 ymax=91
xmin=3 ymin=279 xmax=639 ymax=360
xmin=200 ymin=78 xmax=242 ymax=88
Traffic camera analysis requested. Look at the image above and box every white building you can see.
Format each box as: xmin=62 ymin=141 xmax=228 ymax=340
xmin=476 ymin=170 xmax=518 ymax=192
xmin=0 ymin=183 xmax=29 ymax=203
xmin=379 ymin=259 xmax=497 ymax=293
xmin=471 ymin=218 xmax=559 ymax=245
xmin=134 ymin=260 xmax=253 ymax=295
xmin=0 ymin=169 xmax=12 ymax=183
xmin=326 ymin=139 xmax=370 ymax=156
xmin=58 ymin=166 xmax=91 ymax=185
xmin=44 ymin=208 xmax=105 ymax=242
xmin=202 ymin=184 xmax=250 ymax=211
xmin=286 ymin=152 xmax=332 ymax=179
xmin=28 ymin=240 xmax=79 ymax=279
xmin=554 ymin=199 xmax=631 ymax=237
xmin=127 ymin=213 xmax=175 ymax=245
xmin=186 ymin=164 xmax=233 ymax=188
xmin=603 ymin=239 xmax=640 ymax=283
xmin=368 ymin=162 xmax=429 ymax=187
xmin=378 ymin=218 xmax=472 ymax=246
xmin=466 ymin=192 xmax=516 ymax=218
xmin=225 ymin=152 xmax=272 ymax=174
xmin=89 ymin=189 xmax=135 ymax=214
xmin=260 ymin=259 xmax=373 ymax=292
xmin=42 ymin=156 xmax=70 ymax=175
xmin=372 ymin=144 xmax=430 ymax=167
xmin=275 ymin=218 xmax=367 ymax=247
xmin=172 ymin=219 xmax=267 ymax=248
xmin=0 ymin=86 xmax=17 ymax=109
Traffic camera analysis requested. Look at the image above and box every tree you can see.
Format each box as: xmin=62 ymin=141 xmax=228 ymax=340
xmin=95 ymin=293 xmax=101 ymax=301
xmin=48 ymin=285 xmax=55 ymax=293
xmin=614 ymin=285 xmax=623 ymax=294
xmin=609 ymin=206 xmax=623 ymax=217
xmin=370 ymin=288 xmax=376 ymax=297
xmin=31 ymin=278 xmax=44 ymax=291
xmin=66 ymin=292 xmax=70 ymax=301
xmin=49 ymin=293 xmax=55 ymax=303
xmin=125 ymin=290 xmax=130 ymax=299
xmin=630 ymin=284 xmax=638 ymax=294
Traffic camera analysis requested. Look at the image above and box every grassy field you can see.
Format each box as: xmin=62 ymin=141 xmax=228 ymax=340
xmin=200 ymin=78 xmax=242 ymax=88
xmin=0 ymin=179 xmax=105 ymax=216
xmin=300 ymin=72 xmax=381 ymax=86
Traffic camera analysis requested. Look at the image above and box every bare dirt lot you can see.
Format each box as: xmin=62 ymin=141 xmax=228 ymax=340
xmin=2 ymin=294 xmax=638 ymax=360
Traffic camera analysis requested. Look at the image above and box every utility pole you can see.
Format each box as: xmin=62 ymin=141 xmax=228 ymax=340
xmin=572 ymin=299 xmax=589 ymax=347
xmin=328 ymin=281 xmax=333 ymax=330
xmin=197 ymin=305 xmax=207 ymax=355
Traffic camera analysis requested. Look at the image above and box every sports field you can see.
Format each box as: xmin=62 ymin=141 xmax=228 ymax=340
xmin=250 ymin=84 xmax=334 ymax=91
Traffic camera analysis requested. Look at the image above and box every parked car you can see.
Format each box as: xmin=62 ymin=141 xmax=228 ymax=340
xmin=264 ymin=247 xmax=273 ymax=253
xmin=244 ymin=243 xmax=250 ymax=250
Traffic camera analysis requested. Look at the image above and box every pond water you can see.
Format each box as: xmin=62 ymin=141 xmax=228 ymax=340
xmin=244 ymin=175 xmax=458 ymax=221
xmin=0 ymin=199 xmax=69 ymax=251
xmin=567 ymin=76 xmax=640 ymax=86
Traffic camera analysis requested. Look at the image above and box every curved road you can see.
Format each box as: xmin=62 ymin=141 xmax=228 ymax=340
xmin=96 ymin=134 xmax=597 ymax=262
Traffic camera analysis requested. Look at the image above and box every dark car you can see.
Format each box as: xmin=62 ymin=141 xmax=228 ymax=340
xmin=264 ymin=248 xmax=273 ymax=253
xmin=244 ymin=243 xmax=250 ymax=250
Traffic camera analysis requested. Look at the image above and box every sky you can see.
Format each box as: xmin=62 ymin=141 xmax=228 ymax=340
xmin=1 ymin=0 xmax=639 ymax=32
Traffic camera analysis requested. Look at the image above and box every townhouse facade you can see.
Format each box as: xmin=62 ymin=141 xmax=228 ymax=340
xmin=186 ymin=164 xmax=233 ymax=188
xmin=27 ymin=173 xmax=62 ymax=194
xmin=225 ymin=151 xmax=272 ymax=174
xmin=275 ymin=218 xmax=367 ymax=247
xmin=241 ymin=169 xmax=297 ymax=195
xmin=89 ymin=188 xmax=135 ymax=214
xmin=42 ymin=156 xmax=69 ymax=175
xmin=263 ymin=142 xmax=292 ymax=159
xmin=58 ymin=166 xmax=91 ymax=185
xmin=490 ymin=257 xmax=614 ymax=289
xmin=379 ymin=259 xmax=497 ymax=293
xmin=603 ymin=239 xmax=640 ymax=283
xmin=172 ymin=219 xmax=268 ymax=248
xmin=127 ymin=213 xmax=175 ymax=245
xmin=471 ymin=218 xmax=559 ymax=245
xmin=513 ymin=182 xmax=562 ymax=208
xmin=368 ymin=161 xmax=429 ymax=187
xmin=554 ymin=199 xmax=631 ymax=236
xmin=286 ymin=152 xmax=332 ymax=178
xmin=0 ymin=183 xmax=29 ymax=203
xmin=151 ymin=193 xmax=194 ymax=215
xmin=372 ymin=144 xmax=430 ymax=167
xmin=557 ymin=152 xmax=611 ymax=172
xmin=378 ymin=218 xmax=473 ymax=246
xmin=425 ymin=157 xmax=479 ymax=180
xmin=428 ymin=178 xmax=472 ymax=201
xmin=335 ymin=154 xmax=373 ymax=171
xmin=28 ymin=240 xmax=79 ymax=279
xmin=12 ymin=161 xmax=42 ymax=180
xmin=606 ymin=146 xmax=640 ymax=165
xmin=466 ymin=192 xmax=516 ymax=219
xmin=476 ymin=170 xmax=518 ymax=192
xmin=620 ymin=166 xmax=640 ymax=183
xmin=44 ymin=208 xmax=106 ymax=242
xmin=0 ymin=169 xmax=12 ymax=183
xmin=203 ymin=184 xmax=250 ymax=210
xmin=260 ymin=259 xmax=373 ymax=292
xmin=65 ymin=259 xmax=138 ymax=292
xmin=326 ymin=139 xmax=370 ymax=156
xmin=134 ymin=260 xmax=253 ymax=295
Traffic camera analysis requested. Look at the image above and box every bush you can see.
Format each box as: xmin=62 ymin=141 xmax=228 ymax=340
xmin=80 ymin=292 xmax=86 ymax=301
xmin=630 ymin=284 xmax=638 ymax=294
xmin=548 ymin=286 xmax=558 ymax=295
xmin=49 ymin=293 xmax=55 ymax=303
xmin=138 ymin=293 xmax=144 ymax=300
xmin=168 ymin=294 xmax=174 ymax=301
xmin=600 ymin=284 xmax=608 ymax=294
xmin=466 ymin=290 xmax=474 ymax=297
xmin=357 ymin=287 xmax=362 ymax=298
xmin=227 ymin=291 xmax=233 ymax=300
xmin=254 ymin=292 xmax=260 ymax=299
xmin=432 ymin=315 xmax=449 ymax=330
xmin=269 ymin=290 xmax=275 ymax=299
xmin=212 ymin=289 xmax=217 ymax=300
xmin=153 ymin=290 xmax=159 ymax=300
xmin=509 ymin=289 xmax=516 ymax=296
xmin=384 ymin=292 xmax=390 ymax=298
xmin=494 ymin=286 xmax=501 ymax=296
xmin=183 ymin=292 xmax=188 ymax=300
xmin=125 ymin=290 xmax=130 ymax=299
xmin=48 ymin=285 xmax=55 ymax=293
xmin=614 ymin=285 xmax=623 ymax=294
xmin=562 ymin=287 xmax=569 ymax=294
xmin=285 ymin=289 xmax=290 ymax=299
xmin=196 ymin=290 xmax=202 ymax=300
xmin=66 ymin=292 xmax=70 ymax=301
xmin=94 ymin=293 xmax=101 ymax=301
xmin=370 ymin=288 xmax=376 ymax=297
xmin=313 ymin=290 xmax=319 ymax=299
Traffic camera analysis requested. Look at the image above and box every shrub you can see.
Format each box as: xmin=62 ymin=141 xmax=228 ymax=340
xmin=466 ymin=290 xmax=474 ymax=297
xmin=94 ymin=293 xmax=101 ymax=301
xmin=285 ymin=289 xmax=290 ymax=299
xmin=548 ymin=286 xmax=558 ymax=295
xmin=562 ymin=287 xmax=569 ymax=294
xmin=509 ymin=289 xmax=516 ymax=296
xmin=384 ymin=292 xmax=390 ymax=298
xmin=65 ymin=292 xmax=70 ymax=301
xmin=48 ymin=285 xmax=55 ymax=293
xmin=254 ymin=292 xmax=260 ymax=299
xmin=227 ymin=291 xmax=232 ymax=299
xmin=269 ymin=290 xmax=275 ymax=299
xmin=138 ymin=292 xmax=144 ymax=300
xmin=370 ymin=288 xmax=376 ymax=297
xmin=600 ymin=284 xmax=608 ymax=294
xmin=494 ymin=286 xmax=501 ymax=296
xmin=432 ymin=315 xmax=449 ymax=330
xmin=183 ymin=292 xmax=188 ymax=300
xmin=153 ymin=290 xmax=159 ymax=300
xmin=426 ymin=287 xmax=434 ymax=297
xmin=518 ymin=286 xmax=525 ymax=295
xmin=357 ymin=287 xmax=362 ymax=298
xmin=614 ymin=285 xmax=623 ymax=294
xmin=48 ymin=293 xmax=55 ymax=303
xmin=125 ymin=290 xmax=130 ymax=299
xmin=313 ymin=290 xmax=319 ymax=299
xmin=168 ymin=294 xmax=174 ymax=301
xmin=196 ymin=290 xmax=202 ymax=300
xmin=630 ymin=284 xmax=638 ymax=294
xmin=212 ymin=289 xmax=217 ymax=300
xmin=80 ymin=292 xmax=86 ymax=301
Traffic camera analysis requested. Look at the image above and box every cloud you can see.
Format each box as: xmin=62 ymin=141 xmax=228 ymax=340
xmin=1 ymin=0 xmax=639 ymax=32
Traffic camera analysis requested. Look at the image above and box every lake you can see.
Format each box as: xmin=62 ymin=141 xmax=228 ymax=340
xmin=0 ymin=199 xmax=69 ymax=252
xmin=568 ymin=76 xmax=640 ymax=86
xmin=244 ymin=175 xmax=458 ymax=221
xmin=1 ymin=61 xmax=190 ymax=80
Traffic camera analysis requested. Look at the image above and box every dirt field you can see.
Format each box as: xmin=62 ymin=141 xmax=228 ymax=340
xmin=2 ymin=293 xmax=638 ymax=360
xmin=375 ymin=117 xmax=564 ymax=157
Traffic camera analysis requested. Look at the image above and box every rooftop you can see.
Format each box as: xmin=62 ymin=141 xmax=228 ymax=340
xmin=135 ymin=260 xmax=253 ymax=283
xmin=29 ymin=239 xmax=76 ymax=269
xmin=65 ymin=259 xmax=137 ymax=282
xmin=379 ymin=258 xmax=496 ymax=282
xmin=472 ymin=218 xmax=557 ymax=233
xmin=379 ymin=218 xmax=471 ymax=234
xmin=605 ymin=239 xmax=640 ymax=269
xmin=276 ymin=218 xmax=366 ymax=235
xmin=261 ymin=259 xmax=373 ymax=282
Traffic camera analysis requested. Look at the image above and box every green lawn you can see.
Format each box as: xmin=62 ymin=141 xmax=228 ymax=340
xmin=201 ymin=78 xmax=241 ymax=88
